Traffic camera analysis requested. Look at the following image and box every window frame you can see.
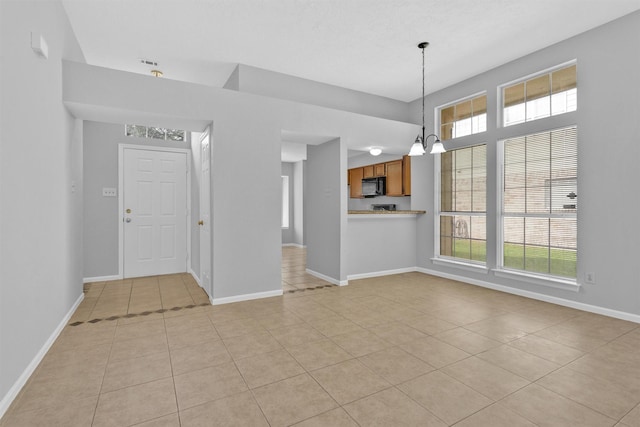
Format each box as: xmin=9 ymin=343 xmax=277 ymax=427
xmin=436 ymin=91 xmax=488 ymax=142
xmin=125 ymin=124 xmax=187 ymax=142
xmin=434 ymin=142 xmax=488 ymax=269
xmin=281 ymin=175 xmax=290 ymax=229
xmin=495 ymin=125 xmax=578 ymax=287
xmin=498 ymin=60 xmax=577 ymax=129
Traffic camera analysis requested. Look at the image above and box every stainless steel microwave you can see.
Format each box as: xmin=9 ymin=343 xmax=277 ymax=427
xmin=362 ymin=177 xmax=386 ymax=197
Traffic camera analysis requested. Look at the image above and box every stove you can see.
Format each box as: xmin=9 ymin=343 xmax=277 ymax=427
xmin=371 ymin=204 xmax=397 ymax=211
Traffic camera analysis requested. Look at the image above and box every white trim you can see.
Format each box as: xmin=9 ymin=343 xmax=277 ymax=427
xmin=83 ymin=274 xmax=121 ymax=283
xmin=498 ymin=59 xmax=578 ymax=95
xmin=118 ymin=144 xmax=191 ymax=279
xmin=497 ymin=60 xmax=577 ymax=129
xmin=0 ymin=293 xmax=85 ymax=419
xmin=348 ymin=267 xmax=417 ymax=281
xmin=493 ymin=268 xmax=579 ymax=292
xmin=306 ymin=268 xmax=348 ymax=286
xmin=431 ymin=258 xmax=489 ymax=274
xmin=282 ymin=243 xmax=306 ymax=248
xmin=417 ymin=267 xmax=639 ymax=324
xmin=435 ymin=90 xmax=488 ymax=113
xmin=211 ymin=289 xmax=283 ymax=305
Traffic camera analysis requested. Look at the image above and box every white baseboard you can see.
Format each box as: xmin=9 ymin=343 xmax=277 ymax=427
xmin=417 ymin=267 xmax=640 ymax=324
xmin=211 ymin=289 xmax=283 ymax=305
xmin=348 ymin=267 xmax=418 ymax=281
xmin=0 ymin=292 xmax=85 ymax=419
xmin=306 ymin=269 xmax=348 ymax=286
xmin=83 ymin=274 xmax=121 ymax=283
xmin=282 ymin=243 xmax=305 ymax=248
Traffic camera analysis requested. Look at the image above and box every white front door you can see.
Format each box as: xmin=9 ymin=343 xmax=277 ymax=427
xmin=123 ymin=148 xmax=188 ymax=278
xmin=199 ymin=128 xmax=212 ymax=297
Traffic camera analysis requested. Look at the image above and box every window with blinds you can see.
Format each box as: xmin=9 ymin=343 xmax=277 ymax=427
xmin=501 ymin=126 xmax=577 ymax=279
xmin=439 ymin=94 xmax=487 ymax=141
xmin=439 ymin=144 xmax=487 ymax=263
xmin=502 ymin=63 xmax=576 ymax=127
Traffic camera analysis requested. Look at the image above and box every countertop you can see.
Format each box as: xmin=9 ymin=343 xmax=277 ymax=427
xmin=348 ymin=210 xmax=426 ymax=215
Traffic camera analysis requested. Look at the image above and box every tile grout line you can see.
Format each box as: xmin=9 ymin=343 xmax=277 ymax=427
xmin=163 ymin=311 xmax=182 ymax=427
xmin=89 ymin=318 xmax=118 ymax=427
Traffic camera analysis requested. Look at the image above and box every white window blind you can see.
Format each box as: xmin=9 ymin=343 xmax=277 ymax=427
xmin=440 ymin=94 xmax=487 ymax=141
xmin=502 ymin=64 xmax=577 ymax=127
xmin=501 ymin=126 xmax=577 ymax=278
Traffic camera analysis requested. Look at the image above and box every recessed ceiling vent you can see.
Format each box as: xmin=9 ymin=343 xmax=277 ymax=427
xmin=139 ymin=59 xmax=158 ymax=66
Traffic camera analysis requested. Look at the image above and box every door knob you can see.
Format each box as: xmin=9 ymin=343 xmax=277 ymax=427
xmin=198 ymin=220 xmax=204 ymax=226
xmin=125 ymin=218 xmax=132 ymax=223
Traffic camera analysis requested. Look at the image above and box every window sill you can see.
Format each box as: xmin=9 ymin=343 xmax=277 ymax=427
xmin=493 ymin=268 xmax=580 ymax=292
xmin=431 ymin=258 xmax=489 ymax=274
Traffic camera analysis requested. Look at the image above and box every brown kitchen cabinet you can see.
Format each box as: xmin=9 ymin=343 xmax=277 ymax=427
xmin=349 ymin=167 xmax=364 ymax=198
xmin=402 ymin=155 xmax=411 ymax=196
xmin=349 ymin=157 xmax=411 ymax=198
xmin=385 ymin=160 xmax=403 ymax=196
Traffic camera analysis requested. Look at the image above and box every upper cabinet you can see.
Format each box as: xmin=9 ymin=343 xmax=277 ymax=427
xmin=349 ymin=167 xmax=364 ymax=198
xmin=363 ymin=165 xmax=374 ymax=178
xmin=385 ymin=160 xmax=403 ymax=196
xmin=402 ymin=155 xmax=411 ymax=196
xmin=347 ymin=156 xmax=411 ymax=198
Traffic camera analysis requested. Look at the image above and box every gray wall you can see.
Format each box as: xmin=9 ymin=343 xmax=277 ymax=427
xmin=306 ymin=139 xmax=348 ymax=283
xmin=235 ymin=64 xmax=410 ymax=122
xmin=63 ymin=60 xmax=417 ymax=302
xmin=223 ymin=65 xmax=240 ymax=91
xmin=348 ymin=152 xmax=402 ymax=168
xmin=292 ymin=160 xmax=305 ymax=246
xmin=281 ymin=162 xmax=294 ymax=244
xmin=348 ymin=195 xmax=411 ymax=211
xmin=347 ymin=216 xmax=417 ymax=277
xmin=0 ymin=0 xmax=85 ymax=405
xmin=82 ymin=121 xmax=190 ymax=279
xmin=412 ymin=11 xmax=640 ymax=316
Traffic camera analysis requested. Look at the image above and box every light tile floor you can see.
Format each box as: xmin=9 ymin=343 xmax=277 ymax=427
xmin=282 ymin=246 xmax=335 ymax=293
xmin=2 ymin=259 xmax=640 ymax=426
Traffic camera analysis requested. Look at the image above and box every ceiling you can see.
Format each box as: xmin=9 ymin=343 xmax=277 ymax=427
xmin=61 ymin=0 xmax=639 ymax=160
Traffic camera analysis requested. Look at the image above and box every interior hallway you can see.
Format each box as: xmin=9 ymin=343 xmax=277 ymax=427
xmin=1 ymin=272 xmax=640 ymax=426
xmin=281 ymin=246 xmax=334 ymax=294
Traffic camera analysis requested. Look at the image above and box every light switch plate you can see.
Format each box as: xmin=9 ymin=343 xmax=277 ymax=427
xmin=103 ymin=187 xmax=117 ymax=197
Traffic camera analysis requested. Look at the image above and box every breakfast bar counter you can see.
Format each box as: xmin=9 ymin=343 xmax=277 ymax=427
xmin=347 ymin=210 xmax=426 ymax=279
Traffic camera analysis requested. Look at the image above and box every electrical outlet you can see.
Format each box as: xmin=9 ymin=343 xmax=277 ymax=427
xmin=585 ymin=272 xmax=596 ymax=284
xmin=102 ymin=187 xmax=117 ymax=197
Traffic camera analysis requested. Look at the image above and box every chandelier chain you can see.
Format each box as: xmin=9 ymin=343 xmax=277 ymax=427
xmin=421 ymin=45 xmax=425 ymax=134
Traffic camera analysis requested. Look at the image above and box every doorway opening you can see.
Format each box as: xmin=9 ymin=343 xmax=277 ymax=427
xmin=281 ymin=246 xmax=334 ymax=294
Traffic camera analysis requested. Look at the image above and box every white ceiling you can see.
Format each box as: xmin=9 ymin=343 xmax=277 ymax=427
xmin=61 ymin=0 xmax=639 ymax=161
xmin=61 ymin=0 xmax=639 ymax=101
